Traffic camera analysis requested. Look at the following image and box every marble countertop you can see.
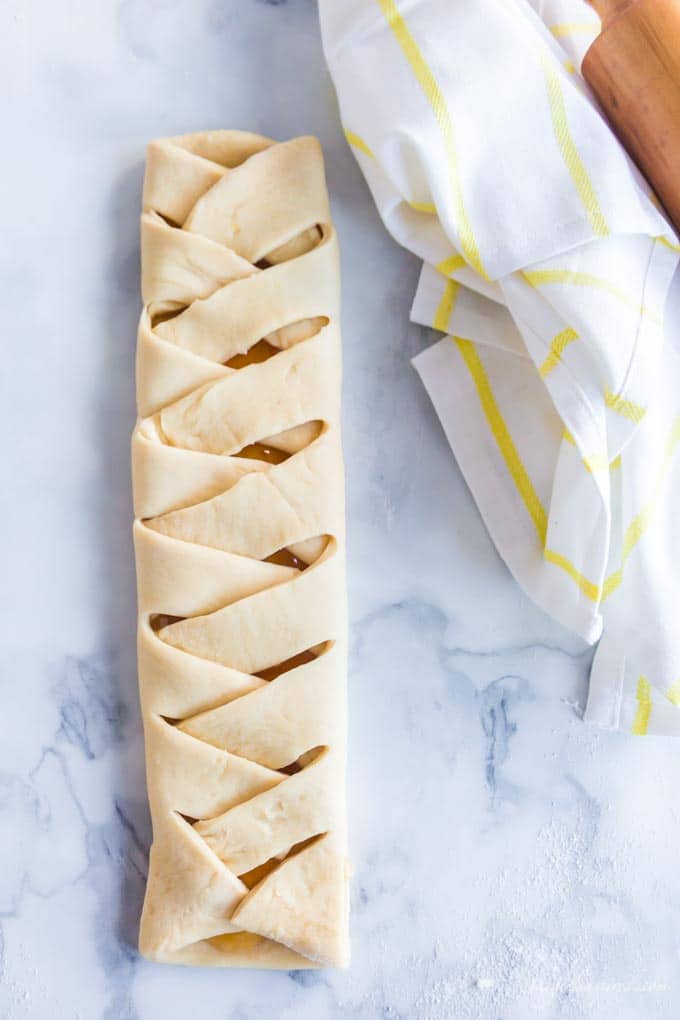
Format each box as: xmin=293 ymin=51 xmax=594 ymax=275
xmin=4 ymin=1 xmax=680 ymax=1017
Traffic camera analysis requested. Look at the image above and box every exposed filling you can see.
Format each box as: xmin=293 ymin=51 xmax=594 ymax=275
xmin=237 ymin=833 xmax=322 ymax=889
xmin=225 ymin=339 xmax=278 ymax=369
xmin=234 ymin=442 xmax=289 ymax=465
xmin=150 ymin=306 xmax=187 ymax=328
xmin=257 ymin=224 xmax=322 ymax=268
xmin=150 ymin=613 xmax=184 ymax=631
xmin=255 ymin=649 xmax=318 ymax=683
xmin=264 ymin=547 xmax=308 ymax=570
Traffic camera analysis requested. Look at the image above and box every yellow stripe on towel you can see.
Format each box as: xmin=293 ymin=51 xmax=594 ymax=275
xmin=665 ymin=680 xmax=680 ymax=707
xmin=539 ymin=327 xmax=579 ymax=377
xmin=524 ymin=268 xmax=631 ymax=300
xmin=657 ymin=235 xmax=680 ymax=253
xmin=632 ymin=676 xmax=652 ymax=735
xmin=562 ymin=429 xmax=613 ymax=475
xmin=345 ymin=128 xmax=437 ymax=216
xmin=550 ymin=21 xmax=598 ymax=38
xmin=407 ymin=200 xmax=437 ymax=214
xmin=604 ymin=388 xmax=647 ymax=424
xmin=601 ymin=414 xmax=680 ymax=600
xmin=539 ymin=53 xmax=608 ymax=237
xmin=454 ymin=338 xmax=548 ymax=543
xmin=620 ymin=416 xmax=680 ymax=562
xmin=344 ymin=130 xmax=375 ymax=160
xmin=377 ymin=0 xmax=487 ymax=278
xmin=543 ymin=549 xmax=601 ymax=601
xmin=523 ymin=269 xmax=662 ymax=325
xmin=437 ymin=253 xmax=467 ymax=276
xmin=434 ymin=280 xmax=459 ymax=332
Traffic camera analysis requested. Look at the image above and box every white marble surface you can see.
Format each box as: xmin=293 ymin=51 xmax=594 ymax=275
xmin=4 ymin=1 xmax=680 ymax=1017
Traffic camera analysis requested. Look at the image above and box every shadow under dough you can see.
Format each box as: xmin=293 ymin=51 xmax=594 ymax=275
xmin=97 ymin=161 xmax=151 ymax=954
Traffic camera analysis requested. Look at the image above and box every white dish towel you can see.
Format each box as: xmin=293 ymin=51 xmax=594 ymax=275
xmin=319 ymin=0 xmax=680 ymax=734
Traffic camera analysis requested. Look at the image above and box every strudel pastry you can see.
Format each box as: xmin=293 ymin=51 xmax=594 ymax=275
xmin=132 ymin=130 xmax=349 ymax=968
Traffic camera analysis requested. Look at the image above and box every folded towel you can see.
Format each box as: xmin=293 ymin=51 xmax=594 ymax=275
xmin=319 ymin=0 xmax=680 ymax=734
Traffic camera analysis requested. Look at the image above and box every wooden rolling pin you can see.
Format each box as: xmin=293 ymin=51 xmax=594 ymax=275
xmin=582 ymin=0 xmax=680 ymax=234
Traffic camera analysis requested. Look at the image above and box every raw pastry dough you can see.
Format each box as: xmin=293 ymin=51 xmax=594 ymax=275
xmin=132 ymin=131 xmax=349 ymax=968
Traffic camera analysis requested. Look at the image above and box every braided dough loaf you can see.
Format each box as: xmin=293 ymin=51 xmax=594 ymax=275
xmin=132 ymin=131 xmax=349 ymax=968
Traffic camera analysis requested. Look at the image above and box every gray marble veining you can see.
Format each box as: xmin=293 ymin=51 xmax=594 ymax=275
xmin=2 ymin=1 xmax=680 ymax=1017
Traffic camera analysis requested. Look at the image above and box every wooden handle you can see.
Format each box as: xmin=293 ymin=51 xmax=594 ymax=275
xmin=582 ymin=0 xmax=680 ymax=234
xmin=586 ymin=0 xmax=634 ymax=22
